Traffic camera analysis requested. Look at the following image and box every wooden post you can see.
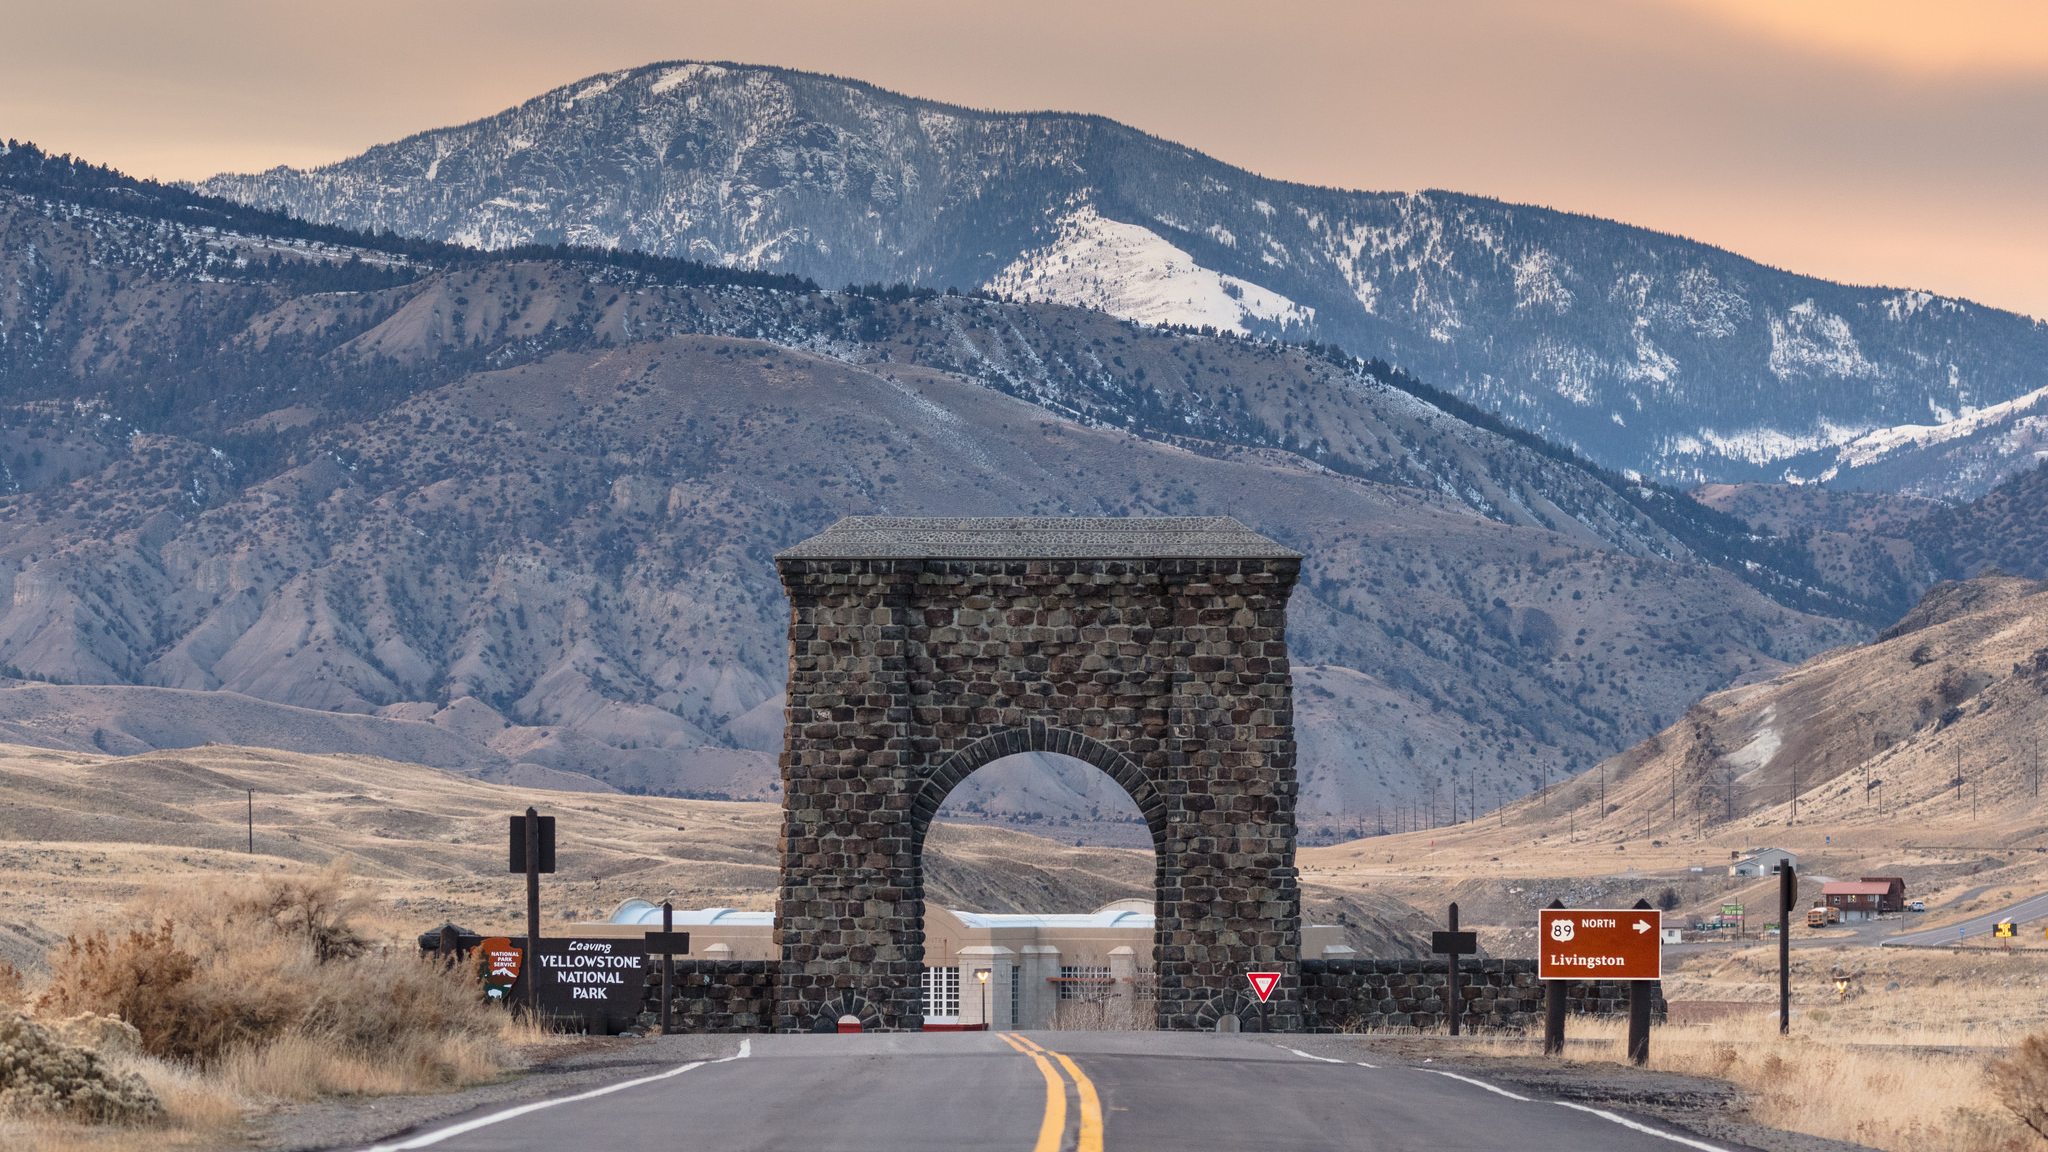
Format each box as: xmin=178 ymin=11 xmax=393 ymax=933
xmin=1778 ymin=862 xmax=1795 ymax=1034
xmin=1627 ymin=898 xmax=1652 ymax=1065
xmin=1447 ymin=902 xmax=1461 ymax=1036
xmin=1431 ymin=904 xmax=1476 ymax=1037
xmin=661 ymin=901 xmax=674 ymax=1036
xmin=1543 ymin=898 xmax=1566 ymax=1055
xmin=525 ymin=806 xmax=541 ymax=1019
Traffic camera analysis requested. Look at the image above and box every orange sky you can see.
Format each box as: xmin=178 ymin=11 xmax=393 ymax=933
xmin=5 ymin=0 xmax=2044 ymax=317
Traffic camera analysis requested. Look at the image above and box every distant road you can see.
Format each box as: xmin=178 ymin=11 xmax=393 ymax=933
xmin=367 ymin=1032 xmax=1738 ymax=1151
xmin=1883 ymin=891 xmax=2048 ymax=947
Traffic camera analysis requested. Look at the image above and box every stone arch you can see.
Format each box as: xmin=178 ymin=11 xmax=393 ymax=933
xmin=772 ymin=516 xmax=1303 ymax=1034
xmin=1191 ymin=987 xmax=1270 ymax=1032
xmin=908 ymin=720 xmax=1169 ymax=852
xmin=805 ymin=990 xmax=881 ymax=1033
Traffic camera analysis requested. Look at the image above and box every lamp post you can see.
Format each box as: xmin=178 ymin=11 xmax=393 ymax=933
xmin=975 ymin=968 xmax=992 ymax=1032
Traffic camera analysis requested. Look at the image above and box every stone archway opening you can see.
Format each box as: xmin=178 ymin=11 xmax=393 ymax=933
xmin=919 ymin=745 xmax=1162 ymax=1031
xmin=773 ymin=516 xmax=1303 ymax=1033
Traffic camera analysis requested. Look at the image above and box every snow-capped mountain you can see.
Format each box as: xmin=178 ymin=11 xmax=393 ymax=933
xmin=200 ymin=62 xmax=2048 ymax=495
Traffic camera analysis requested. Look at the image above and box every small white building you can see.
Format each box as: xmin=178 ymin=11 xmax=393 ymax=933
xmin=589 ymin=898 xmax=1348 ymax=1030
xmin=1730 ymin=847 xmax=1799 ymax=877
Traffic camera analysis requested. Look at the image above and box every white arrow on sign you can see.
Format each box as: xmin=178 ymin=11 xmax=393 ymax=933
xmin=1633 ymin=920 xmax=1653 ymax=935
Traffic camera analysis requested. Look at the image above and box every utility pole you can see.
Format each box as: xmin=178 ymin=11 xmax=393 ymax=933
xmin=1790 ymin=760 xmax=1798 ymax=825
xmin=246 ymin=788 xmax=254 ymax=853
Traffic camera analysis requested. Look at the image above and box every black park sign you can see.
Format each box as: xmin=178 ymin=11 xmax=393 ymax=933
xmin=506 ymin=937 xmax=646 ymax=1034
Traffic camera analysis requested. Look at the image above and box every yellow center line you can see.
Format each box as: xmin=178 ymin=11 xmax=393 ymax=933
xmin=1048 ymin=1049 xmax=1105 ymax=1152
xmin=1011 ymin=1036 xmax=1104 ymax=1152
xmin=1000 ymin=1033 xmax=1069 ymax=1152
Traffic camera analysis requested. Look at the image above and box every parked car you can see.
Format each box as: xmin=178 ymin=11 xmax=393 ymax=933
xmin=1909 ymin=900 xmax=1926 ymax=912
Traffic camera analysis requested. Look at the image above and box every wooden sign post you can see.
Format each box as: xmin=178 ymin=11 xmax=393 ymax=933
xmin=1778 ymin=863 xmax=1795 ymax=1035
xmin=509 ymin=808 xmax=556 ymax=1017
xmin=1627 ymin=898 xmax=1654 ymax=1065
xmin=1542 ymin=899 xmax=1567 ymax=1054
xmin=643 ymin=901 xmax=690 ymax=1035
xmin=1430 ymin=902 xmax=1478 ymax=1036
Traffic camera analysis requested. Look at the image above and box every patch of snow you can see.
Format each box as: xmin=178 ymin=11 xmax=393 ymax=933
xmin=1768 ymin=301 xmax=1877 ymax=380
xmin=1665 ymin=420 xmax=1869 ymax=466
xmin=1832 ymin=382 xmax=2048 ymax=468
xmin=986 ymin=205 xmax=1313 ymax=334
xmin=650 ymin=63 xmax=726 ymax=96
xmin=1511 ymin=250 xmax=1572 ymax=314
xmin=1671 ymin=267 xmax=1749 ymax=338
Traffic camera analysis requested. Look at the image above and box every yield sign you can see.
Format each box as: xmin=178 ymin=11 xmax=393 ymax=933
xmin=1247 ymin=972 xmax=1281 ymax=1003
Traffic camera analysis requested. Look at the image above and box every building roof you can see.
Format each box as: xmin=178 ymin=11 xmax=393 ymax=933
xmin=1735 ymin=847 xmax=1797 ymax=861
xmin=608 ymin=902 xmax=774 ymax=926
xmin=606 ymin=899 xmax=1160 ymax=930
xmin=776 ymin=516 xmax=1301 ymax=560
xmin=1823 ymin=882 xmax=1894 ymax=896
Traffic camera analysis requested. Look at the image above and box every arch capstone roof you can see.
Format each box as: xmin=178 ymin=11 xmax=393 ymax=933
xmin=776 ymin=516 xmax=1300 ymax=560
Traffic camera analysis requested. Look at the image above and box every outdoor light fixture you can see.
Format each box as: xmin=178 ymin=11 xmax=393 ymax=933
xmin=976 ymin=968 xmax=992 ymax=1031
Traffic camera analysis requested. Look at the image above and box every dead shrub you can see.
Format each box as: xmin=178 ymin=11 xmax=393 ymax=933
xmin=0 ymin=1008 xmax=163 ymax=1124
xmin=35 ymin=859 xmax=498 ymax=1078
xmin=35 ymin=925 xmax=217 ymax=1062
xmin=1990 ymin=1032 xmax=2048 ymax=1139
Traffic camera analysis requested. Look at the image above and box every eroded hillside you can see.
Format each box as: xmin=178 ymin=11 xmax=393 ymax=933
xmin=0 ymin=182 xmax=1870 ymax=832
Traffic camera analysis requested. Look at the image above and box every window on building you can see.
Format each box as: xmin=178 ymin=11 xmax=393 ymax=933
xmin=1059 ymin=965 xmax=1114 ymax=1002
xmin=1010 ymin=966 xmax=1020 ymax=1025
xmin=922 ymin=966 xmax=960 ymax=1018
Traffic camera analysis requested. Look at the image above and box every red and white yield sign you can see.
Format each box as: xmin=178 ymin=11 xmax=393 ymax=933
xmin=1247 ymin=972 xmax=1281 ymax=1003
xmin=1538 ymin=909 xmax=1662 ymax=981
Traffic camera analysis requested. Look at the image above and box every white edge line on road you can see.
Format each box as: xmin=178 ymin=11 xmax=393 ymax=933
xmin=1354 ymin=1060 xmax=1379 ymax=1069
xmin=1280 ymin=1046 xmax=1348 ymax=1064
xmin=1554 ymin=1100 xmax=1731 ymax=1152
xmin=364 ymin=1039 xmax=753 ymax=1151
xmin=1421 ymin=1069 xmax=1529 ymax=1101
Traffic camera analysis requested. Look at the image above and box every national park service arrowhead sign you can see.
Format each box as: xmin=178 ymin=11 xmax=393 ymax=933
xmin=1538 ymin=909 xmax=1661 ymax=981
xmin=477 ymin=937 xmax=521 ymax=1003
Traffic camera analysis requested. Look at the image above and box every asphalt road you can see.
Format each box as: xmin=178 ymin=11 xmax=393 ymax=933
xmin=1882 ymin=890 xmax=2048 ymax=947
xmin=365 ymin=1032 xmax=1737 ymax=1152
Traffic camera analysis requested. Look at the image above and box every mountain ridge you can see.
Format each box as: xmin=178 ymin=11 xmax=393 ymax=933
xmin=195 ymin=61 xmax=2048 ymax=497
xmin=0 ymin=165 xmax=1876 ymax=835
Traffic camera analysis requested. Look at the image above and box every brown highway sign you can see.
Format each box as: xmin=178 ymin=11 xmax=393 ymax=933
xmin=1538 ymin=909 xmax=1661 ymax=980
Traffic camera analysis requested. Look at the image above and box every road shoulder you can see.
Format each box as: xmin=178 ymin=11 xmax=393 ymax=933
xmin=1283 ymin=1035 xmax=1880 ymax=1152
xmin=249 ymin=1034 xmax=744 ymax=1152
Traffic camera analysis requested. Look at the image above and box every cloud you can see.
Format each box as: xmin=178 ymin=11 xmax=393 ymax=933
xmin=1653 ymin=0 xmax=2048 ymax=75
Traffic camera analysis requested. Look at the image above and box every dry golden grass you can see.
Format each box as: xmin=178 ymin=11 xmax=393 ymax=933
xmin=0 ymin=860 xmax=554 ymax=1150
xmin=1468 ymin=1013 xmax=2042 ymax=1152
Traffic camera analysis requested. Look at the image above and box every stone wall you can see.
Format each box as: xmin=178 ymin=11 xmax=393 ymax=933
xmin=637 ymin=961 xmax=779 ymax=1034
xmin=1298 ymin=959 xmax=1665 ymax=1033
